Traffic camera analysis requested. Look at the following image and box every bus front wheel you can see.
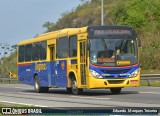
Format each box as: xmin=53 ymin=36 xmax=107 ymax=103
xmin=66 ymin=87 xmax=72 ymax=94
xmin=71 ymin=78 xmax=83 ymax=95
xmin=110 ymin=88 xmax=121 ymax=94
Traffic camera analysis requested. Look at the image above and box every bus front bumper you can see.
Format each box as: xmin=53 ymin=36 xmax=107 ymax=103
xmin=87 ymin=75 xmax=140 ymax=89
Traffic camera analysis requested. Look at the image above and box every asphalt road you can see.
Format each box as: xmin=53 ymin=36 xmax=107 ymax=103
xmin=0 ymin=84 xmax=160 ymax=108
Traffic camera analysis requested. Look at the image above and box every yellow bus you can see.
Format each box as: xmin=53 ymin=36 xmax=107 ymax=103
xmin=18 ymin=25 xmax=141 ymax=95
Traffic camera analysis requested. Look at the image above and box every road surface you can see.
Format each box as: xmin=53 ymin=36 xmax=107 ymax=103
xmin=0 ymin=84 xmax=160 ymax=108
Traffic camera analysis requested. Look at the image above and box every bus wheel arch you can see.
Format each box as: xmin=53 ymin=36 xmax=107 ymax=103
xmin=69 ymin=72 xmax=76 ymax=82
xmin=66 ymin=72 xmax=75 ymax=94
xmin=33 ymin=73 xmax=38 ymax=80
xmin=69 ymin=72 xmax=83 ymax=95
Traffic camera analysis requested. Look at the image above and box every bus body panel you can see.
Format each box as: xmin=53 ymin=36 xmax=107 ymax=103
xmin=18 ymin=63 xmax=33 ymax=85
xmin=48 ymin=61 xmax=56 ymax=86
xmin=54 ymin=60 xmax=67 ymax=87
xmin=18 ymin=61 xmax=68 ymax=88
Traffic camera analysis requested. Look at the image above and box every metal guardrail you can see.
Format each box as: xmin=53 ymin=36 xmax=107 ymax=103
xmin=141 ymin=74 xmax=160 ymax=79
xmin=0 ymin=78 xmax=18 ymax=84
xmin=140 ymin=74 xmax=160 ymax=86
xmin=0 ymin=74 xmax=160 ymax=86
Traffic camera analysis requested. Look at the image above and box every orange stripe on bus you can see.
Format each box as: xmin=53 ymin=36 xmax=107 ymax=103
xmin=18 ymin=63 xmax=32 ymax=66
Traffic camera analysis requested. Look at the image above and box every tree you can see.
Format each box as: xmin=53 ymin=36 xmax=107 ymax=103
xmin=42 ymin=21 xmax=55 ymax=32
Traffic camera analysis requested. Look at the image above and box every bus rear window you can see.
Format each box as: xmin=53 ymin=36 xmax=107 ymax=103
xmin=18 ymin=45 xmax=25 ymax=62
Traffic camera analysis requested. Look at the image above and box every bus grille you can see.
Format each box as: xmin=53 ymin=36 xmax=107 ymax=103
xmin=108 ymin=80 xmax=125 ymax=84
xmin=100 ymin=69 xmax=130 ymax=74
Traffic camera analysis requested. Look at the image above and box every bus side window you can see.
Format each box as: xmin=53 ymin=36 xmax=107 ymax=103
xmin=56 ymin=37 xmax=69 ymax=58
xmin=69 ymin=35 xmax=77 ymax=57
xmin=25 ymin=44 xmax=32 ymax=62
xmin=40 ymin=41 xmax=47 ymax=60
xmin=32 ymin=42 xmax=40 ymax=61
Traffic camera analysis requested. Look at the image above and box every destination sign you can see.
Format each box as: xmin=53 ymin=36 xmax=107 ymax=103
xmin=94 ymin=29 xmax=132 ymax=36
xmin=88 ymin=26 xmax=136 ymax=39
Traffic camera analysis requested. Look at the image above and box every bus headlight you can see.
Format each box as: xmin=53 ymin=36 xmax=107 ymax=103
xmin=129 ymin=69 xmax=139 ymax=77
xmin=90 ymin=69 xmax=103 ymax=79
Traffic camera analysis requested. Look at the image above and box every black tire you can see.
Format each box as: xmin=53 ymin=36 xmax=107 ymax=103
xmin=34 ymin=75 xmax=49 ymax=93
xmin=42 ymin=87 xmax=49 ymax=93
xmin=71 ymin=78 xmax=83 ymax=95
xmin=66 ymin=87 xmax=72 ymax=94
xmin=110 ymin=88 xmax=121 ymax=94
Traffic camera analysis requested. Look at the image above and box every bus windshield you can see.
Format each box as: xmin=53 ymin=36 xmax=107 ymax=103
xmin=90 ymin=38 xmax=138 ymax=66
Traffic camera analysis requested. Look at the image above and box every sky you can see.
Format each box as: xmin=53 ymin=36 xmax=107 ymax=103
xmin=0 ymin=0 xmax=82 ymax=46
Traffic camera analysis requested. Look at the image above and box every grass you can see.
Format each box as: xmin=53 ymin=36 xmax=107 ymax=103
xmin=0 ymin=103 xmax=32 ymax=107
xmin=141 ymin=70 xmax=160 ymax=74
xmin=0 ymin=104 xmax=8 ymax=107
xmin=0 ymin=81 xmax=19 ymax=84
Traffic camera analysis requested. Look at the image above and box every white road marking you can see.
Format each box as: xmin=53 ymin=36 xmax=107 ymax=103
xmin=70 ymin=96 xmax=111 ymax=100
xmin=0 ymin=91 xmax=40 ymax=96
xmin=18 ymin=92 xmax=41 ymax=95
xmin=139 ymin=92 xmax=160 ymax=94
xmin=14 ymin=87 xmax=32 ymax=89
xmin=0 ymin=85 xmax=32 ymax=89
xmin=0 ymin=101 xmax=48 ymax=107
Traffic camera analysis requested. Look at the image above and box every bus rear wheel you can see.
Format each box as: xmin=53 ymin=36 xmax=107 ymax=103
xmin=42 ymin=87 xmax=49 ymax=93
xmin=71 ymin=78 xmax=83 ymax=95
xmin=110 ymin=88 xmax=121 ymax=94
xmin=34 ymin=75 xmax=49 ymax=93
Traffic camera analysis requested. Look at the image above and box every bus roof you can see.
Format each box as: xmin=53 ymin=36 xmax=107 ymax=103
xmin=18 ymin=26 xmax=87 ymax=45
xmin=18 ymin=25 xmax=136 ymax=45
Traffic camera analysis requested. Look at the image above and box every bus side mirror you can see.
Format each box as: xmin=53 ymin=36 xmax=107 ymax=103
xmin=137 ymin=39 xmax=142 ymax=47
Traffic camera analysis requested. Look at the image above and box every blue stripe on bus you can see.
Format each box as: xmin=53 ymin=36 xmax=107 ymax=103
xmin=90 ymin=63 xmax=140 ymax=78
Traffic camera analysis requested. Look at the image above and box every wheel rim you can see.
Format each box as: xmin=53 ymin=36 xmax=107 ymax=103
xmin=35 ymin=80 xmax=39 ymax=90
xmin=72 ymin=80 xmax=77 ymax=92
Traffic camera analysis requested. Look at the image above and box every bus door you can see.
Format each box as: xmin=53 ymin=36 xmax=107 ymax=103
xmin=49 ymin=45 xmax=56 ymax=86
xmin=79 ymin=40 xmax=87 ymax=86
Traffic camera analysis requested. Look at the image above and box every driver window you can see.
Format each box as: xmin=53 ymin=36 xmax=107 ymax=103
xmin=127 ymin=40 xmax=135 ymax=54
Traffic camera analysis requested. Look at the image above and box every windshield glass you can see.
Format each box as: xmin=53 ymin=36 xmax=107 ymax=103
xmin=90 ymin=38 xmax=138 ymax=66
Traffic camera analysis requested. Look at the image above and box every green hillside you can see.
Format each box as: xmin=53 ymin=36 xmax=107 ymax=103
xmin=1 ymin=0 xmax=160 ymax=77
xmin=0 ymin=52 xmax=17 ymax=78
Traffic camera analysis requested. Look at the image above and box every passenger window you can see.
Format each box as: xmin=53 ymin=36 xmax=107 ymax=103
xmin=25 ymin=44 xmax=32 ymax=62
xmin=56 ymin=37 xmax=69 ymax=58
xmin=40 ymin=41 xmax=47 ymax=60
